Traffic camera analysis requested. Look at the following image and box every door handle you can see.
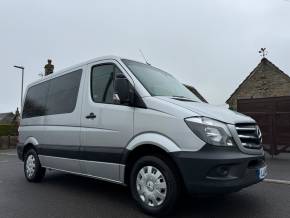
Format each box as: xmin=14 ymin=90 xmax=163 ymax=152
xmin=86 ymin=112 xmax=96 ymax=119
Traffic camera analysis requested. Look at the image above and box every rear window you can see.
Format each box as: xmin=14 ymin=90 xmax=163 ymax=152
xmin=22 ymin=81 xmax=49 ymax=118
xmin=22 ymin=69 xmax=82 ymax=119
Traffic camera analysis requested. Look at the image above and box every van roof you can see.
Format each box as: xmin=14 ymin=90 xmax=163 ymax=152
xmin=28 ymin=55 xmax=124 ymax=88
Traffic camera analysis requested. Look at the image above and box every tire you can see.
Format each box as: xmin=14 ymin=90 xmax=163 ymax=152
xmin=129 ymin=155 xmax=180 ymax=216
xmin=24 ymin=149 xmax=46 ymax=182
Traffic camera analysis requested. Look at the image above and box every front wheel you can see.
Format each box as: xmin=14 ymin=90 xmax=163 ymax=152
xmin=130 ymin=155 xmax=180 ymax=216
xmin=24 ymin=149 xmax=46 ymax=182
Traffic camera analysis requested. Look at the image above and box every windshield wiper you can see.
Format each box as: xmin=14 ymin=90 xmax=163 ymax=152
xmin=172 ymin=95 xmax=189 ymax=99
xmin=171 ymin=96 xmax=198 ymax=102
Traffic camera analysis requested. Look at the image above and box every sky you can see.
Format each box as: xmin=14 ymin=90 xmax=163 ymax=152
xmin=0 ymin=0 xmax=290 ymax=113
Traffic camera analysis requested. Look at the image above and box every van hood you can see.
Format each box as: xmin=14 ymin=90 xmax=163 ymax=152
xmin=156 ymin=97 xmax=255 ymax=124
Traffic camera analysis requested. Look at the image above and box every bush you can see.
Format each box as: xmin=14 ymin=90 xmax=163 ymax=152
xmin=0 ymin=124 xmax=18 ymax=136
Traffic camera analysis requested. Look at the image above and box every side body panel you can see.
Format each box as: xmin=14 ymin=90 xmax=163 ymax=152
xmin=130 ymin=97 xmax=205 ymax=152
xmin=21 ymin=67 xmax=85 ymax=173
xmin=80 ymin=60 xmax=134 ymax=182
xmin=19 ymin=117 xmax=45 ymax=151
xmin=39 ymin=68 xmax=85 ymax=173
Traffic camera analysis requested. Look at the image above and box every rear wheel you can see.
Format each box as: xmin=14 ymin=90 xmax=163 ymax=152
xmin=130 ymin=155 xmax=180 ymax=216
xmin=24 ymin=149 xmax=46 ymax=182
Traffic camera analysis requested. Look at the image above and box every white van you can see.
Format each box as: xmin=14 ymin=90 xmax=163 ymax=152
xmin=17 ymin=56 xmax=266 ymax=216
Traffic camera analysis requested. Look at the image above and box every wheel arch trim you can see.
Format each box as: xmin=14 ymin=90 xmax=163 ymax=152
xmin=24 ymin=137 xmax=39 ymax=147
xmin=126 ymin=132 xmax=181 ymax=153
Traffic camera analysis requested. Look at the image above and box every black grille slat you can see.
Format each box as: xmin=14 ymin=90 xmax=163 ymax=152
xmin=235 ymin=123 xmax=262 ymax=149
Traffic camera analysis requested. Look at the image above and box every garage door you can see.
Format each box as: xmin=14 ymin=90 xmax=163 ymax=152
xmin=237 ymin=96 xmax=290 ymax=155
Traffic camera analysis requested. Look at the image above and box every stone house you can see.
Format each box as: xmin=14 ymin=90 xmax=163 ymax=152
xmin=226 ymin=58 xmax=290 ymax=110
xmin=0 ymin=112 xmax=16 ymax=124
xmin=0 ymin=108 xmax=20 ymax=124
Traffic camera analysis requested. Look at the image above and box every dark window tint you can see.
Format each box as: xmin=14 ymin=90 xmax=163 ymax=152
xmin=46 ymin=69 xmax=82 ymax=115
xmin=22 ymin=69 xmax=82 ymax=118
xmin=22 ymin=82 xmax=49 ymax=118
xmin=91 ymin=64 xmax=115 ymax=104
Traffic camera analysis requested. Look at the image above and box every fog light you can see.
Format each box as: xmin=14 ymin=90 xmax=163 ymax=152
xmin=217 ymin=166 xmax=230 ymax=177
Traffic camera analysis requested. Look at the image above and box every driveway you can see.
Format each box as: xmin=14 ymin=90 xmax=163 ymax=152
xmin=0 ymin=149 xmax=289 ymax=218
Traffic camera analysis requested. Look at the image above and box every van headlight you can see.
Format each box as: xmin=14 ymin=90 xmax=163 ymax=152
xmin=185 ymin=117 xmax=234 ymax=146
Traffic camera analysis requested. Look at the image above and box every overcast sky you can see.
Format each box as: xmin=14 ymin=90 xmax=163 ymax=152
xmin=1 ymin=0 xmax=290 ymax=113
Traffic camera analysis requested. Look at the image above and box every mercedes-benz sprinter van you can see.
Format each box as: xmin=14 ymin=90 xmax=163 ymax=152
xmin=17 ymin=56 xmax=267 ymax=216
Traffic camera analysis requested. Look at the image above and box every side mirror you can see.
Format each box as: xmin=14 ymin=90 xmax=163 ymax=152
xmin=114 ymin=74 xmax=133 ymax=105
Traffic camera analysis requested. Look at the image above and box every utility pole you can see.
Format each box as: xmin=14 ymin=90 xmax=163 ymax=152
xmin=13 ymin=65 xmax=24 ymax=109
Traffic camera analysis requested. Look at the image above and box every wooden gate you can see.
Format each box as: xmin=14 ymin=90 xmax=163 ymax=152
xmin=237 ymin=96 xmax=290 ymax=155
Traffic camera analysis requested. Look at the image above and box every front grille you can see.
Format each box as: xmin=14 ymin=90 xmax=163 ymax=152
xmin=235 ymin=123 xmax=262 ymax=149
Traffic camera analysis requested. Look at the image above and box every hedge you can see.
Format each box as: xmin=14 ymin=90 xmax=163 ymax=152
xmin=0 ymin=124 xmax=18 ymax=136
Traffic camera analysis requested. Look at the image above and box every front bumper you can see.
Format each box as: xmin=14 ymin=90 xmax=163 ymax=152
xmin=171 ymin=145 xmax=266 ymax=194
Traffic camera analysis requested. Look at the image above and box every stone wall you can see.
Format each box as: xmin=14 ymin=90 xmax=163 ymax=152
xmin=0 ymin=136 xmax=17 ymax=149
xmin=227 ymin=59 xmax=290 ymax=110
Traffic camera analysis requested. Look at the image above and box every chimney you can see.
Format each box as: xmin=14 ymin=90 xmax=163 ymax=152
xmin=44 ymin=59 xmax=54 ymax=76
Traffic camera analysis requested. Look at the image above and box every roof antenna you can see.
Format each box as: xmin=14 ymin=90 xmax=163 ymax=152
xmin=139 ymin=49 xmax=151 ymax=65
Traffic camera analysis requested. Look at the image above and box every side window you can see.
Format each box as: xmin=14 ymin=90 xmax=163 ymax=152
xmin=22 ymin=82 xmax=49 ymax=118
xmin=46 ymin=69 xmax=82 ymax=115
xmin=91 ymin=64 xmax=116 ymax=104
xmin=23 ymin=69 xmax=82 ymax=119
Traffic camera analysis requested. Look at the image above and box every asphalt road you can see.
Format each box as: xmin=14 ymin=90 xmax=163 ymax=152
xmin=1 ymin=150 xmax=290 ymax=218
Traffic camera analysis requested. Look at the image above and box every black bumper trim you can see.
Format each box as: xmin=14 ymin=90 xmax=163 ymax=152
xmin=20 ymin=144 xmax=125 ymax=164
xmin=171 ymin=145 xmax=266 ymax=194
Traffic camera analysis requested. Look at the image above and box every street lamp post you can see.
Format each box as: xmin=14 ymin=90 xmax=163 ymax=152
xmin=13 ymin=65 xmax=24 ymax=109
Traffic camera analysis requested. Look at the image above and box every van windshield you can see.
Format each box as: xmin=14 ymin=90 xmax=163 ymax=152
xmin=122 ymin=59 xmax=201 ymax=102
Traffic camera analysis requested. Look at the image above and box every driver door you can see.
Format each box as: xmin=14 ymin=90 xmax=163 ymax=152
xmin=80 ymin=60 xmax=134 ymax=182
